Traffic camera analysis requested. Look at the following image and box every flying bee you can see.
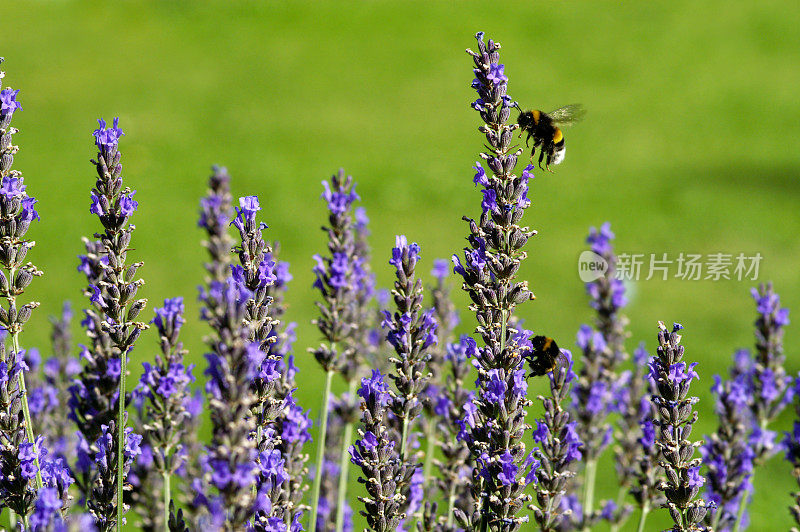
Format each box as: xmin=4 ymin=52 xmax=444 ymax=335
xmin=516 ymin=104 xmax=586 ymax=172
xmin=527 ymin=335 xmax=570 ymax=377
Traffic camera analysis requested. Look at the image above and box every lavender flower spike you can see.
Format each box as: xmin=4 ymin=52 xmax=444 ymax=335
xmin=702 ymin=368 xmax=754 ymax=531
xmin=0 ymin=59 xmax=47 ymax=523
xmin=749 ymin=282 xmax=791 ymax=457
xmin=529 ymin=348 xmax=582 ymax=531
xmin=309 ymin=169 xmax=367 ymax=532
xmin=198 ymin=165 xmax=235 ymax=285
xmin=85 ymin=117 xmax=149 ymax=529
xmin=453 ymin=31 xmax=536 ymax=531
xmin=650 ymin=322 xmax=710 ymax=531
xmin=782 ymin=377 xmax=800 ymax=529
xmin=730 ymin=283 xmax=791 ymax=529
xmin=199 ymin=280 xmax=259 ymax=528
xmin=132 ymin=297 xmax=195 ymax=529
xmin=350 ymin=370 xmax=409 ymax=531
xmin=382 ymin=235 xmax=437 ymax=526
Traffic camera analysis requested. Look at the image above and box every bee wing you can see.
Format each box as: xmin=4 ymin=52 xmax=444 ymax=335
xmin=547 ymin=104 xmax=586 ymax=128
xmin=554 ymin=351 xmax=571 ymax=374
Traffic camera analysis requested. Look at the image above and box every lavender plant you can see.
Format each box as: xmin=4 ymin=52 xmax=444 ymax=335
xmin=317 ymin=394 xmax=356 ymax=532
xmin=32 ymin=303 xmax=80 ymax=464
xmin=649 ymin=322 xmax=709 ymax=531
xmin=381 ymin=235 xmax=437 ymax=529
xmin=576 ymin=224 xmax=635 ymax=530
xmin=308 ymin=169 xmax=366 ymax=532
xmin=528 ymin=348 xmax=582 ymax=531
xmin=76 ymin=117 xmax=149 ymax=530
xmin=624 ymin=345 xmax=663 ymax=532
xmin=267 ymin=245 xmax=313 ymax=530
xmin=198 ymin=166 xmax=235 ymax=285
xmin=0 ymin=60 xmax=50 ymax=527
xmin=421 ymin=259 xmax=460 ymax=493
xmin=132 ymin=297 xmax=195 ymax=529
xmin=701 ymin=367 xmax=754 ymax=530
xmin=783 ymin=377 xmax=800 ymax=530
xmin=350 ymin=369 xmax=409 ymax=531
xmin=4 ymin=30 xmax=800 ymax=532
xmin=452 ymin=31 xmax=537 ymax=532
xmin=198 ymin=278 xmax=259 ymax=529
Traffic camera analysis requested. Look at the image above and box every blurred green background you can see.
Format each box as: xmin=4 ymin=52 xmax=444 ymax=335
xmin=2 ymin=0 xmax=799 ymax=529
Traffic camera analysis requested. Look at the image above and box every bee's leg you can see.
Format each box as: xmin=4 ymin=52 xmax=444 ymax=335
xmin=546 ymin=153 xmax=554 ymax=173
xmin=538 ymin=150 xmax=545 ymax=170
xmin=525 ymin=133 xmax=532 ymax=147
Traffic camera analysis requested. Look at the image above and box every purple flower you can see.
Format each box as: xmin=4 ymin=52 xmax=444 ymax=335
xmin=562 ymin=422 xmax=583 ymax=463
xmin=231 ymin=195 xmax=262 ymax=232
xmin=389 ymin=235 xmax=421 ymax=270
xmin=0 ymin=175 xmax=26 ymax=199
xmin=486 ymin=63 xmax=508 ymax=85
xmin=687 ymin=466 xmax=705 ymax=488
xmin=473 ymin=162 xmax=488 ymax=187
xmin=29 ymin=487 xmax=63 ymax=530
xmin=282 ymin=394 xmax=312 ymax=444
xmin=586 ymin=222 xmax=614 ymax=255
xmin=431 ymin=259 xmax=450 ymax=282
xmin=358 ymin=369 xmax=389 ymax=405
xmin=119 ymin=191 xmax=138 ymax=216
xmin=492 ymin=451 xmax=517 ymax=486
xmin=92 ymin=117 xmax=124 ymax=150
xmin=152 ymin=296 xmax=185 ymax=334
xmin=0 ymin=88 xmax=22 ymax=117
xmin=321 ymin=179 xmax=359 ymax=215
xmin=483 ymin=370 xmax=507 ymax=405
xmin=88 ymin=284 xmax=106 ymax=308
xmin=533 ymin=420 xmax=550 ymax=443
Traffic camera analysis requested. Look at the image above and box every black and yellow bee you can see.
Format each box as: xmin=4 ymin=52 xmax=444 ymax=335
xmin=528 ymin=335 xmax=569 ymax=377
xmin=517 ymin=104 xmax=586 ymax=172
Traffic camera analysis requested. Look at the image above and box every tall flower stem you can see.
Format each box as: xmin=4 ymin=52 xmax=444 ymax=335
xmin=334 ymin=378 xmax=357 ymax=532
xmin=116 ymin=347 xmax=127 ymax=530
xmin=636 ymin=501 xmax=650 ymax=532
xmin=581 ymin=458 xmax=597 ymax=532
xmin=12 ymin=332 xmax=42 ymax=489
xmin=422 ymin=421 xmax=436 ymax=487
xmin=309 ymin=368 xmax=334 ymax=532
xmin=446 ymin=477 xmax=457 ymax=527
xmin=163 ymin=470 xmax=170 ymax=532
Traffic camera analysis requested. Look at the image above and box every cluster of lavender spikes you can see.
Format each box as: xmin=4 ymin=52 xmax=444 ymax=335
xmin=1 ymin=33 xmax=800 ymax=532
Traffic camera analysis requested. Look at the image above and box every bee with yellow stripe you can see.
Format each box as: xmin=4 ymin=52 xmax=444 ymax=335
xmin=527 ymin=335 xmax=570 ymax=377
xmin=516 ymin=104 xmax=586 ymax=172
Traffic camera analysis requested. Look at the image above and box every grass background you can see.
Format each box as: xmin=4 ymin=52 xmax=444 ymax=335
xmin=2 ymin=0 xmax=800 ymax=529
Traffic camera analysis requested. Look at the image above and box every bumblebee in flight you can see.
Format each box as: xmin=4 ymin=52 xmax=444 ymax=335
xmin=517 ymin=104 xmax=586 ymax=172
xmin=527 ymin=335 xmax=570 ymax=377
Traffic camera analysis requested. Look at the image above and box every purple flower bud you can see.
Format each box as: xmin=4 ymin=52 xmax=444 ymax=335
xmin=0 ymin=88 xmax=22 ymax=117
xmin=92 ymin=117 xmax=124 ymax=150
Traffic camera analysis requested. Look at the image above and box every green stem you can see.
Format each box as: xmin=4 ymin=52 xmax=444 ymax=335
xmin=411 ymin=420 xmax=438 ymax=530
xmin=581 ymin=459 xmax=597 ymax=531
xmin=636 ymin=501 xmax=650 ymax=532
xmin=11 ymin=332 xmax=43 ymax=490
xmin=422 ymin=417 xmax=436 ymax=484
xmin=163 ymin=469 xmax=170 ymax=532
xmin=117 ymin=347 xmax=128 ymax=531
xmin=334 ymin=378 xmax=358 ymax=532
xmin=609 ymin=486 xmax=627 ymax=532
xmin=400 ymin=417 xmax=410 ymax=462
xmin=9 ymin=509 xmax=17 ymax=530
xmin=733 ymin=482 xmax=750 ymax=532
xmin=445 ymin=478 xmax=457 ymax=528
xmin=308 ymin=368 xmax=334 ymax=532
